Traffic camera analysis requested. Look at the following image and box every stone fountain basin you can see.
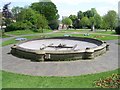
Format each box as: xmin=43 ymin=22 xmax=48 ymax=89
xmin=11 ymin=37 xmax=109 ymax=61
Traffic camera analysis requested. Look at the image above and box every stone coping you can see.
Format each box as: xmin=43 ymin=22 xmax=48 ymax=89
xmin=11 ymin=37 xmax=109 ymax=61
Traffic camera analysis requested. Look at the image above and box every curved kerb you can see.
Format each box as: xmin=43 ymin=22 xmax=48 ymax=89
xmin=11 ymin=37 xmax=109 ymax=61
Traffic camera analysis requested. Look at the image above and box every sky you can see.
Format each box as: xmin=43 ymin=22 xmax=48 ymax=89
xmin=0 ymin=0 xmax=120 ymax=20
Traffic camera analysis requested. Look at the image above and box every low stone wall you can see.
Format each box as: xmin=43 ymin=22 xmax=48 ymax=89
xmin=11 ymin=37 xmax=109 ymax=62
xmin=44 ymin=52 xmax=84 ymax=61
xmin=11 ymin=46 xmax=45 ymax=61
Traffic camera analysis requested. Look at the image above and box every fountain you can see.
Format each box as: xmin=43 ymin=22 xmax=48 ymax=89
xmin=11 ymin=37 xmax=109 ymax=61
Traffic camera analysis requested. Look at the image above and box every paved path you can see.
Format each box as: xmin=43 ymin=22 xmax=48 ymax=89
xmin=2 ymin=32 xmax=54 ymax=42
xmin=2 ymin=31 xmax=120 ymax=42
xmin=2 ymin=40 xmax=119 ymax=76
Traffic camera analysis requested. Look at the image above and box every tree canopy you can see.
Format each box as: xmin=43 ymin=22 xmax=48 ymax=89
xmin=6 ymin=8 xmax=48 ymax=32
xmin=3 ymin=1 xmax=118 ymax=32
xmin=2 ymin=2 xmax=13 ymax=26
xmin=62 ymin=17 xmax=72 ymax=26
xmin=101 ymin=10 xmax=117 ymax=30
xmin=11 ymin=6 xmax=23 ymax=20
xmin=94 ymin=14 xmax=102 ymax=29
xmin=101 ymin=14 xmax=110 ymax=30
xmin=77 ymin=11 xmax=84 ymax=19
xmin=69 ymin=15 xmax=77 ymax=23
xmin=17 ymin=8 xmax=48 ymax=29
xmin=30 ymin=1 xmax=59 ymax=23
xmin=30 ymin=1 xmax=59 ymax=30
xmin=62 ymin=17 xmax=72 ymax=29
xmin=80 ymin=17 xmax=90 ymax=27
xmin=106 ymin=10 xmax=117 ymax=30
xmin=2 ymin=2 xmax=12 ymax=19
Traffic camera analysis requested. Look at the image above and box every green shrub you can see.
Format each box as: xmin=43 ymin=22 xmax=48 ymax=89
xmin=115 ymin=26 xmax=120 ymax=34
xmin=5 ymin=21 xmax=32 ymax=32
xmin=49 ymin=20 xmax=59 ymax=30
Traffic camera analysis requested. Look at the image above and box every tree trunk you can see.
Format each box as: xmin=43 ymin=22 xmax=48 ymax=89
xmin=62 ymin=24 xmax=64 ymax=29
xmin=91 ymin=24 xmax=95 ymax=32
xmin=111 ymin=27 xmax=113 ymax=31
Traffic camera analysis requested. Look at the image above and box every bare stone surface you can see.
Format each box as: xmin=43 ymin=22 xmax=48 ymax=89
xmin=18 ymin=39 xmax=98 ymax=51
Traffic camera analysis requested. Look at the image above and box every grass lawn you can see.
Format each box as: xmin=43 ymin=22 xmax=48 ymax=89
xmin=95 ymin=30 xmax=116 ymax=35
xmin=59 ymin=29 xmax=116 ymax=35
xmin=71 ymin=34 xmax=119 ymax=41
xmin=2 ymin=68 xmax=119 ymax=88
xmin=1 ymin=34 xmax=11 ymax=38
xmin=2 ymin=32 xmax=119 ymax=46
xmin=2 ymin=33 xmax=65 ymax=46
xmin=0 ymin=31 xmax=10 ymax=38
xmin=0 ymin=71 xmax=1 ymax=89
xmin=2 ymin=38 xmax=19 ymax=46
xmin=3 ymin=29 xmax=117 ymax=36
xmin=2 ymin=35 xmax=10 ymax=38
xmin=5 ymin=29 xmax=52 ymax=36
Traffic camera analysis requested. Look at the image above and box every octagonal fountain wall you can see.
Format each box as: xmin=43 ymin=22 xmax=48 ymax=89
xmin=11 ymin=37 xmax=109 ymax=61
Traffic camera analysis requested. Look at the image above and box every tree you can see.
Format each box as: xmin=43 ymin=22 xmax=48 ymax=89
xmin=62 ymin=17 xmax=72 ymax=29
xmin=83 ymin=10 xmax=93 ymax=18
xmin=49 ymin=20 xmax=59 ymax=30
xmin=83 ymin=8 xmax=100 ymax=31
xmin=39 ymin=0 xmax=51 ymax=2
xmin=83 ymin=8 xmax=98 ymax=18
xmin=73 ymin=19 xmax=81 ymax=29
xmin=69 ymin=15 xmax=78 ymax=28
xmin=77 ymin=11 xmax=84 ymax=19
xmin=7 ymin=8 xmax=48 ymax=32
xmin=0 ymin=12 xmax=2 ymax=26
xmin=69 ymin=15 xmax=77 ymax=23
xmin=115 ymin=26 xmax=120 ymax=34
xmin=91 ymin=8 xmax=98 ymax=16
xmin=2 ymin=2 xmax=13 ymax=26
xmin=118 ymin=18 xmax=120 ymax=26
xmin=88 ymin=14 xmax=102 ymax=31
xmin=11 ymin=6 xmax=23 ymax=20
xmin=33 ymin=13 xmax=48 ymax=30
xmin=5 ymin=21 xmax=32 ymax=32
xmin=89 ymin=17 xmax=96 ymax=31
xmin=118 ymin=16 xmax=120 ymax=26
xmin=30 ymin=1 xmax=59 ymax=23
xmin=101 ymin=10 xmax=117 ymax=31
xmin=106 ymin=10 xmax=117 ymax=30
xmin=94 ymin=14 xmax=102 ymax=29
xmin=80 ymin=17 xmax=90 ymax=28
xmin=17 ymin=8 xmax=36 ymax=22
xmin=2 ymin=2 xmax=12 ymax=19
xmin=101 ymin=15 xmax=109 ymax=31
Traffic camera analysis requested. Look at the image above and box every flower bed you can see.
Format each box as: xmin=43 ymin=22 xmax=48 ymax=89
xmin=94 ymin=74 xmax=120 ymax=88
